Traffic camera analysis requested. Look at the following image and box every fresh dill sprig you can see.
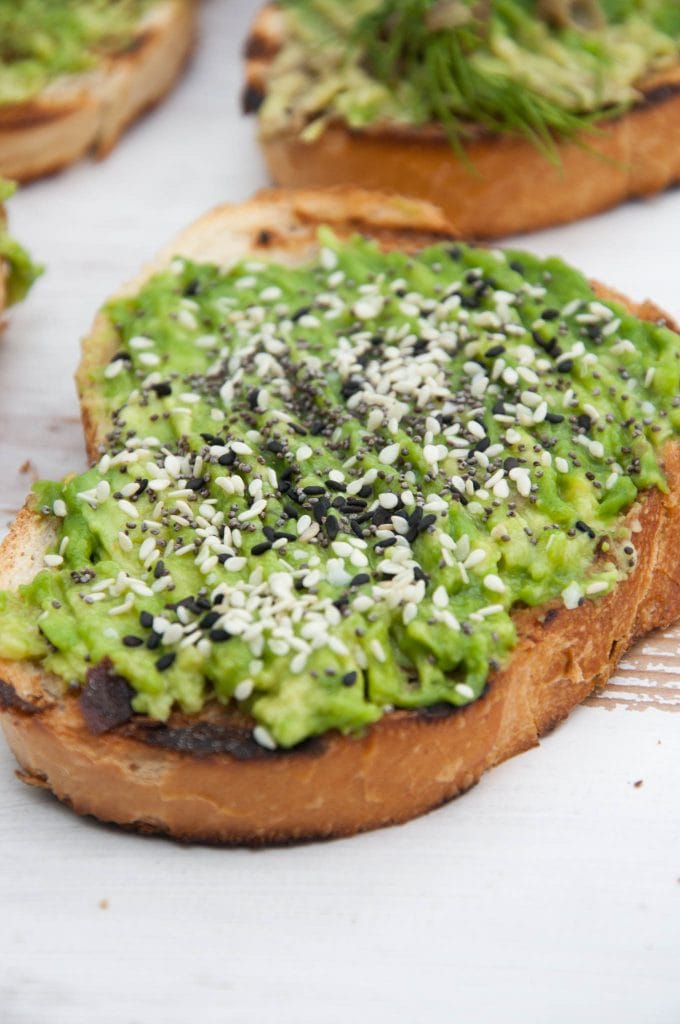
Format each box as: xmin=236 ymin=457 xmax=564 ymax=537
xmin=352 ymin=0 xmax=607 ymax=159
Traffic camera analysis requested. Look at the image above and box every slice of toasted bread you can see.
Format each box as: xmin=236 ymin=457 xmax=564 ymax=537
xmin=244 ymin=4 xmax=680 ymax=238
xmin=1 ymin=187 xmax=679 ymax=846
xmin=0 ymin=0 xmax=197 ymax=183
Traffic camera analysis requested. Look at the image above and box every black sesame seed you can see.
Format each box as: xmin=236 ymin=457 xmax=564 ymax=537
xmin=350 ymin=519 xmax=365 ymax=539
xmin=325 ymin=515 xmax=339 ymax=540
xmin=545 ymin=412 xmax=564 ymax=424
xmin=557 ymin=359 xmax=574 ymax=373
xmin=375 ymin=536 xmax=397 ymax=549
xmin=218 ymin=451 xmax=236 ymax=466
xmin=291 ymin=306 xmax=312 ymax=322
xmin=304 ymin=485 xmax=326 ymax=495
xmin=154 ymin=560 xmax=167 ymax=579
xmin=419 ymin=514 xmax=437 ymax=532
xmin=576 ymin=414 xmax=592 ymax=430
xmin=485 ymin=345 xmax=505 ymax=358
xmin=209 ymin=629 xmax=231 ymax=643
xmin=326 ymin=479 xmax=346 ymax=492
xmin=123 ymin=635 xmax=144 ymax=648
xmin=575 ymin=520 xmax=596 ymax=539
xmin=155 ymin=653 xmax=176 ymax=672
xmin=350 ymin=573 xmax=370 ymax=587
xmin=251 ymin=541 xmax=272 ymax=556
xmin=139 ymin=611 xmax=153 ymax=629
xmin=542 ymin=308 xmax=559 ymax=321
xmin=152 ymin=382 xmax=172 ymax=398
xmin=146 ymin=633 xmax=161 ymax=650
xmin=342 ymin=671 xmax=358 ymax=687
xmin=200 ymin=612 xmax=221 ymax=629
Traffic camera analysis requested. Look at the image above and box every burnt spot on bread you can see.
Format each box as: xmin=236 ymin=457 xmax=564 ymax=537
xmin=122 ymin=719 xmax=326 ymax=761
xmin=80 ymin=659 xmax=135 ymax=735
xmin=255 ymin=228 xmax=275 ymax=247
xmin=640 ymin=80 xmax=680 ymax=111
xmin=0 ymin=678 xmax=43 ymax=716
xmin=242 ymin=83 xmax=265 ymax=115
xmin=542 ymin=607 xmax=560 ymax=627
xmin=244 ymin=31 xmax=280 ymax=60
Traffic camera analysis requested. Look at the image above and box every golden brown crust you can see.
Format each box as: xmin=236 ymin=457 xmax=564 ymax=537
xmin=0 ymin=0 xmax=197 ymax=183
xmin=1 ymin=187 xmax=680 ymax=845
xmin=245 ymin=4 xmax=680 ymax=238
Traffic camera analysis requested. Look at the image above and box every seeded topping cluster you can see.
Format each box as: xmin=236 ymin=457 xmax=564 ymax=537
xmin=11 ymin=233 xmax=680 ymax=749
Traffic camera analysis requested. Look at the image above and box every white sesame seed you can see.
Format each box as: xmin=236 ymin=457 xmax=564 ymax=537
xmin=464 ymin=549 xmax=486 ymax=569
xmin=162 ymin=623 xmax=184 ymax=646
xmin=562 ymin=581 xmax=582 ymax=610
xmin=353 ymin=297 xmax=384 ymax=320
xmin=44 ymin=554 xmax=63 ymax=568
xmin=433 ymin=585 xmax=448 ymax=609
xmin=253 ymin=725 xmax=277 ymax=750
xmin=118 ymin=499 xmax=139 ymax=519
xmin=455 ymin=683 xmax=475 ymax=700
xmin=320 ymin=246 xmax=338 ymax=270
xmin=297 ymin=514 xmax=312 ymax=535
xmin=53 ymin=499 xmax=67 ymax=518
xmin=379 ymin=443 xmax=401 ymax=465
xmin=483 ymin=574 xmax=506 ymax=594
xmin=555 ymin=457 xmax=569 ymax=474
xmin=104 ymin=360 xmax=124 ymax=379
xmin=349 ymin=549 xmax=369 ymax=568
xmin=370 ymin=639 xmax=386 ymax=663
xmin=296 ymin=444 xmax=313 ymax=462
xmin=138 ymin=352 xmax=161 ymax=367
xmin=402 ymin=603 xmax=418 ymax=625
xmin=225 ymin=557 xmax=246 ymax=572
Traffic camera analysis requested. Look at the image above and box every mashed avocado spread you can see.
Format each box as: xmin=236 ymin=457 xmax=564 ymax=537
xmin=259 ymin=0 xmax=680 ymax=151
xmin=0 ymin=180 xmax=41 ymax=305
xmin=0 ymin=0 xmax=154 ymax=105
xmin=1 ymin=234 xmax=679 ymax=749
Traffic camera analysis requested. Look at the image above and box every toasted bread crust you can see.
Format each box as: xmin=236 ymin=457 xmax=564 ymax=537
xmin=0 ymin=0 xmax=197 ymax=182
xmin=1 ymin=187 xmax=679 ymax=845
xmin=245 ymin=4 xmax=680 ymax=238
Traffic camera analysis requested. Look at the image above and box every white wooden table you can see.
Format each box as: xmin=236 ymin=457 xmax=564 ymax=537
xmin=0 ymin=3 xmax=678 ymax=1021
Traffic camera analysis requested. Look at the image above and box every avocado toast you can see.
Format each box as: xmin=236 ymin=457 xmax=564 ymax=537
xmin=0 ymin=187 xmax=679 ymax=845
xmin=245 ymin=1 xmax=680 ymax=237
xmin=0 ymin=0 xmax=197 ymax=182
xmin=0 ymin=179 xmax=40 ymax=316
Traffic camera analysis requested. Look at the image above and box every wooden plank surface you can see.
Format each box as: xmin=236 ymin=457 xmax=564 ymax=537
xmin=0 ymin=2 xmax=679 ymax=1022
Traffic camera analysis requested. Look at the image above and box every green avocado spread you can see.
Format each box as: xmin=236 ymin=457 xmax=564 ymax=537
xmin=258 ymin=0 xmax=680 ymax=152
xmin=1 ymin=234 xmax=679 ymax=748
xmin=0 ymin=180 xmax=41 ymax=305
xmin=0 ymin=0 xmax=155 ymax=105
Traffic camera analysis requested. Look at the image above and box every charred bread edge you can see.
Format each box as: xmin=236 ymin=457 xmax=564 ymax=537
xmin=0 ymin=0 xmax=197 ymax=183
xmin=244 ymin=4 xmax=680 ymax=238
xmin=1 ymin=187 xmax=679 ymax=846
